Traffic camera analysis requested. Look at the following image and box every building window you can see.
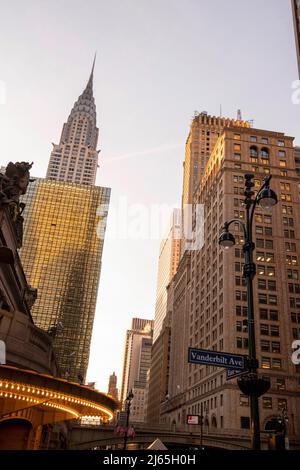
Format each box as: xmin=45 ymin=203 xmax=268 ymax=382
xmin=263 ymin=397 xmax=273 ymax=409
xmin=259 ymin=308 xmax=268 ymax=320
xmin=278 ymin=140 xmax=285 ymax=147
xmin=261 ymin=357 xmax=271 ymax=368
xmin=240 ymin=416 xmax=250 ymax=429
xmin=258 ymin=279 xmax=266 ymax=290
xmin=260 ymin=324 xmax=269 ymax=336
xmin=234 ymin=134 xmax=241 ymax=140
xmin=271 ymin=341 xmax=281 ymax=353
xmin=272 ymin=358 xmax=282 ymax=369
xmin=261 ymin=148 xmax=269 ymax=159
xmin=278 ymin=399 xmax=287 ymax=411
xmin=250 ymin=145 xmax=258 ymax=157
xmin=270 ymin=325 xmax=279 ymax=336
xmin=259 ymin=294 xmax=267 ymax=304
xmin=261 ymin=340 xmax=270 ymax=352
xmin=239 ymin=395 xmax=249 ymax=406
xmin=270 ymin=310 xmax=279 ymax=321
xmin=261 ymin=137 xmax=269 ymax=144
xmin=269 ymin=295 xmax=277 ymax=305
xmin=276 ymin=378 xmax=286 ymax=390
xmin=250 ymin=136 xmax=257 ymax=143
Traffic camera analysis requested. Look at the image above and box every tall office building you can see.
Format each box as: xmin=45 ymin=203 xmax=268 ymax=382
xmin=108 ymin=372 xmax=119 ymax=401
xmin=181 ymin=112 xmax=250 ymax=254
xmin=20 ymin=179 xmax=110 ymax=382
xmin=162 ymin=122 xmax=300 ymax=440
xmin=120 ymin=318 xmax=153 ymax=422
xmin=20 ymin=61 xmax=110 ymax=382
xmin=46 ymin=57 xmax=99 ymax=185
xmin=147 ymin=210 xmax=180 ymax=424
xmin=292 ymin=0 xmax=300 ymax=77
xmin=153 ymin=209 xmax=181 ymax=343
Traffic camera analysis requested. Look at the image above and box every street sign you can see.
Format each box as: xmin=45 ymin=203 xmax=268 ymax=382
xmin=226 ymin=368 xmax=248 ymax=380
xmin=188 ymin=347 xmax=245 ymax=370
xmin=187 ymin=415 xmax=200 ymax=425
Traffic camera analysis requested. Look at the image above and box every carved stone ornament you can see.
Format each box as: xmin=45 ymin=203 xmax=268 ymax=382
xmin=0 ymin=161 xmax=34 ymax=248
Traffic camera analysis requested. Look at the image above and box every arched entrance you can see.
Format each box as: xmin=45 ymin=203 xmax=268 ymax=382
xmin=0 ymin=418 xmax=33 ymax=450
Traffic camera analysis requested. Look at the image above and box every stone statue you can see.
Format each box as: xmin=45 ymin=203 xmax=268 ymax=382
xmin=0 ymin=161 xmax=34 ymax=247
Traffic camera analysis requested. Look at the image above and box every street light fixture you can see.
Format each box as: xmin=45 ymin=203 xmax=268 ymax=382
xmin=123 ymin=389 xmax=134 ymax=450
xmin=219 ymin=174 xmax=278 ymax=450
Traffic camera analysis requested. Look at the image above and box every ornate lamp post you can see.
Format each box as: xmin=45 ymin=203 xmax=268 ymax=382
xmin=219 ymin=174 xmax=278 ymax=450
xmin=123 ymin=390 xmax=134 ymax=450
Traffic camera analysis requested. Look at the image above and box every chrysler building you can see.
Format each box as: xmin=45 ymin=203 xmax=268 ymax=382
xmin=46 ymin=56 xmax=99 ymax=185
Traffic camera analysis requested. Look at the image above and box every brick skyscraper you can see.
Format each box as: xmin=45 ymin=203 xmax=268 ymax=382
xmin=162 ymin=120 xmax=300 ymax=446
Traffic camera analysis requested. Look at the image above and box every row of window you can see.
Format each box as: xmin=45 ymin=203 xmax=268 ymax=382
xmin=240 ymin=394 xmax=287 ymax=410
xmin=235 ymin=291 xmax=280 ymax=306
xmin=233 ymin=134 xmax=285 ymax=147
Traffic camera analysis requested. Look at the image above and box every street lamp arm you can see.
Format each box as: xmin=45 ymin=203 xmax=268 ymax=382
xmin=248 ymin=175 xmax=273 ymax=234
xmin=223 ymin=218 xmax=247 ymax=239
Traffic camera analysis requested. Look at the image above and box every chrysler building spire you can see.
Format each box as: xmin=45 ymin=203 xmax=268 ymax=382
xmin=46 ymin=57 xmax=99 ymax=185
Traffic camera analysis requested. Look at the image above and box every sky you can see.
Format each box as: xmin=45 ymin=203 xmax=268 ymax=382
xmin=0 ymin=0 xmax=299 ymax=393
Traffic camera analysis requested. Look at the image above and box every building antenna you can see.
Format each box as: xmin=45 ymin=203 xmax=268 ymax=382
xmin=220 ymin=104 xmax=222 ymax=117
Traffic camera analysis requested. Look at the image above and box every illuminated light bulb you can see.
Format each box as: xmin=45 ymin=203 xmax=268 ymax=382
xmin=27 ymin=388 xmax=31 ymax=392
xmin=5 ymin=384 xmax=9 ymax=388
xmin=17 ymin=386 xmax=20 ymax=390
xmin=11 ymin=385 xmax=14 ymax=389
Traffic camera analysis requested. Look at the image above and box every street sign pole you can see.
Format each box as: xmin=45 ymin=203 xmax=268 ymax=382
xmin=200 ymin=402 xmax=203 ymax=450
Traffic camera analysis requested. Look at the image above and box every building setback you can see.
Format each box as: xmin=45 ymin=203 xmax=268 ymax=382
xmin=163 ymin=122 xmax=300 ymax=441
xmin=181 ymin=112 xmax=250 ymax=254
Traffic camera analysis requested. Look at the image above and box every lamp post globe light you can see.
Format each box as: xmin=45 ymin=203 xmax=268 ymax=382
xmin=219 ymin=174 xmax=278 ymax=450
xmin=123 ymin=390 xmax=134 ymax=450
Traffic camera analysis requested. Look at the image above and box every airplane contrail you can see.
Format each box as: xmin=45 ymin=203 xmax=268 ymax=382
xmin=103 ymin=142 xmax=182 ymax=163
